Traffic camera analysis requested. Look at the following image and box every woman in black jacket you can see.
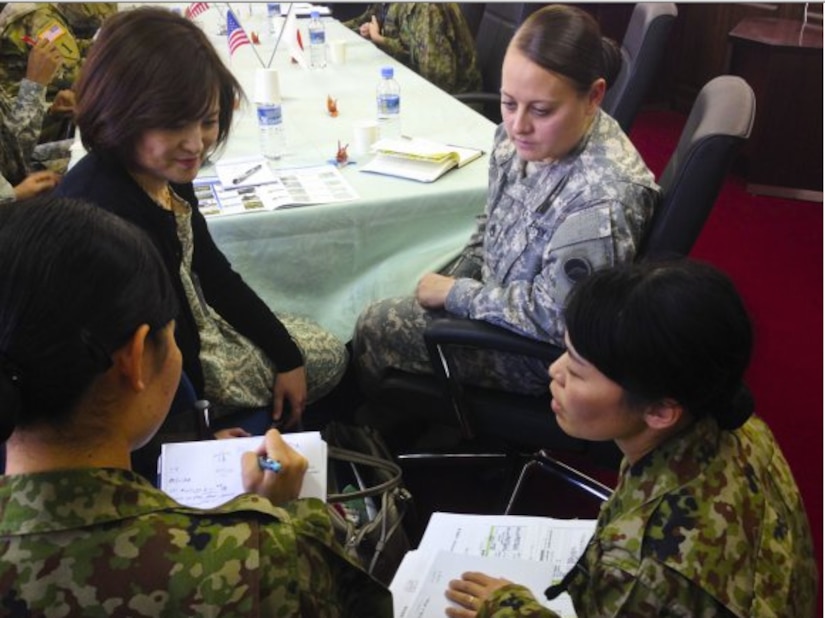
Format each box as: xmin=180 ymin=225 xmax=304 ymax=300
xmin=57 ymin=7 xmax=347 ymax=434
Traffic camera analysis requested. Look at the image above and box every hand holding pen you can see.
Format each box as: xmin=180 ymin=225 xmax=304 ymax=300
xmin=241 ymin=428 xmax=308 ymax=505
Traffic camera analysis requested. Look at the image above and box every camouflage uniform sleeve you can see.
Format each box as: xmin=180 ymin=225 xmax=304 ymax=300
xmin=265 ymin=498 xmax=393 ymax=615
xmin=0 ymin=174 xmax=15 ymax=202
xmin=444 ymin=204 xmax=615 ymax=344
xmin=445 ymin=181 xmax=653 ymax=344
xmin=6 ymin=78 xmax=48 ymax=162
xmin=373 ymin=4 xmax=411 ymax=64
xmin=398 ymin=4 xmax=466 ymax=93
xmin=443 ymin=126 xmax=504 ymax=278
xmin=570 ymin=556 xmax=735 ymax=617
xmin=443 ymin=211 xmax=485 ymax=278
xmin=341 ymin=4 xmax=381 ymax=31
xmin=477 ymin=584 xmax=561 ymax=618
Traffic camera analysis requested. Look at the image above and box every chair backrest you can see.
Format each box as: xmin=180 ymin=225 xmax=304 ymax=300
xmin=640 ymin=75 xmax=756 ymax=260
xmin=602 ymin=3 xmax=677 ymax=134
xmin=458 ymin=2 xmax=486 ymax=40
xmin=474 ymin=3 xmax=527 ymax=95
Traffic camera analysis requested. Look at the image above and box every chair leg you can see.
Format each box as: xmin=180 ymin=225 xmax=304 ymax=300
xmin=504 ymin=458 xmax=541 ymax=514
xmin=504 ymin=450 xmax=614 ymax=515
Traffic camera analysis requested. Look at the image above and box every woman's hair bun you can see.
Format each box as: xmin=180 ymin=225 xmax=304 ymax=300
xmin=600 ymin=37 xmax=623 ymax=88
xmin=716 ymin=382 xmax=755 ymax=430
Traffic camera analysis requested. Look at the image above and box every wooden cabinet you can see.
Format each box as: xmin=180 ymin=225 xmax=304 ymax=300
xmin=728 ymin=17 xmax=823 ymax=200
xmin=657 ymin=3 xmax=818 ymax=111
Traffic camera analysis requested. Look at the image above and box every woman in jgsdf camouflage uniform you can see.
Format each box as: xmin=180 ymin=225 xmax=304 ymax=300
xmin=0 ymin=197 xmax=393 ymax=616
xmin=353 ymin=6 xmax=660 ymax=400
xmin=445 ymin=259 xmax=817 ymax=618
xmin=343 ymin=3 xmax=480 ymax=95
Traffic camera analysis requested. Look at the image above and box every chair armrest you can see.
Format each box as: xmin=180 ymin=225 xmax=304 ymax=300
xmin=421 ymin=318 xmax=563 ymax=442
xmin=424 ymin=317 xmax=563 ymax=363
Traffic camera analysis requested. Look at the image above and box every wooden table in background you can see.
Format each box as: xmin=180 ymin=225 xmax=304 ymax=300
xmin=728 ymin=17 xmax=823 ymax=202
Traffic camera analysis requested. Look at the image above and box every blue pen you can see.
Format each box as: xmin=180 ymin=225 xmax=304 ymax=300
xmin=258 ymin=456 xmax=282 ymax=473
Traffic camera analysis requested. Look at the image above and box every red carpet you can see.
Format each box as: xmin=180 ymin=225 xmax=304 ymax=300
xmin=632 ymin=108 xmax=823 ymax=598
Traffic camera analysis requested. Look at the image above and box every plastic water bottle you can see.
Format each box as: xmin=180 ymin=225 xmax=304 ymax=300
xmin=376 ymin=66 xmax=401 ymax=138
xmin=308 ymin=10 xmax=326 ymax=69
xmin=266 ymin=3 xmax=281 ymax=36
xmin=257 ymin=102 xmax=286 ymax=160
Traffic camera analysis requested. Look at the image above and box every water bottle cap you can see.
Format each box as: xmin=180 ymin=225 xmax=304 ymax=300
xmin=381 ymin=66 xmax=394 ymax=79
xmin=311 ymin=10 xmax=319 ymax=18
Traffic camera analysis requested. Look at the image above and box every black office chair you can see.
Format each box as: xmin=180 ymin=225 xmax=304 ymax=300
xmin=454 ymin=3 xmax=542 ymax=123
xmin=641 ymin=75 xmax=756 ymax=258
xmin=384 ymin=75 xmax=756 ymax=476
xmin=601 ymin=3 xmax=678 ymax=134
xmin=458 ymin=3 xmax=485 ymax=40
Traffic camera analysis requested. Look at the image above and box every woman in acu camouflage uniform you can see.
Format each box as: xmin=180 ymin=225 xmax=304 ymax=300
xmin=0 ymin=196 xmax=392 ymax=615
xmin=56 ymin=8 xmax=348 ymax=436
xmin=354 ymin=6 xmax=660 ymax=402
xmin=0 ymin=35 xmax=65 ymax=201
xmin=445 ymin=259 xmax=817 ymax=618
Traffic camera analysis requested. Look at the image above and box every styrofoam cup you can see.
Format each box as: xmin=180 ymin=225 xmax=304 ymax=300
xmin=329 ymin=40 xmax=347 ymax=65
xmin=353 ymin=120 xmax=380 ymax=154
xmin=254 ymin=68 xmax=281 ymax=103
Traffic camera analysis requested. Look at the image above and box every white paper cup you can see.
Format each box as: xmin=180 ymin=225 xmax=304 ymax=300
xmin=254 ymin=68 xmax=281 ymax=103
xmin=329 ymin=40 xmax=347 ymax=65
xmin=353 ymin=120 xmax=380 ymax=154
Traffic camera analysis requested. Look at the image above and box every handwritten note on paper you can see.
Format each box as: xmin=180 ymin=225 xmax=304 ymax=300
xmin=159 ymin=432 xmax=327 ymax=508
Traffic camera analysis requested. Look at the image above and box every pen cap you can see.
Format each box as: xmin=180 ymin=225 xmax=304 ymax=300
xmin=254 ymin=68 xmax=281 ymax=104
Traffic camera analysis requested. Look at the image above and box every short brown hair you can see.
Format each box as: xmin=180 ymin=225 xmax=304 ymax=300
xmin=74 ymin=7 xmax=243 ymax=165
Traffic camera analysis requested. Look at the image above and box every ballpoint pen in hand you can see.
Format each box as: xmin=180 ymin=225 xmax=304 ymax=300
xmin=232 ymin=163 xmax=263 ymax=185
xmin=258 ymin=456 xmax=282 ymax=473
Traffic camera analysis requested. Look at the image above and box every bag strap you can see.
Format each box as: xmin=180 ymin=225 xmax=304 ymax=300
xmin=327 ymin=445 xmax=403 ymax=503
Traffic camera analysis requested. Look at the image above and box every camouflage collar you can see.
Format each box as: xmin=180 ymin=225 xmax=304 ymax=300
xmin=0 ymin=468 xmax=178 ymax=535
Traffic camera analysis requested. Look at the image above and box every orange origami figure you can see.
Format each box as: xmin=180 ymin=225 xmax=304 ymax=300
xmin=327 ymin=95 xmax=339 ymax=117
xmin=336 ymin=141 xmax=349 ymax=165
xmin=250 ymin=31 xmax=260 ymax=45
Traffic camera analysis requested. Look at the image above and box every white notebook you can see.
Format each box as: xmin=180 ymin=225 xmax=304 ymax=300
xmin=361 ymin=137 xmax=484 ymax=183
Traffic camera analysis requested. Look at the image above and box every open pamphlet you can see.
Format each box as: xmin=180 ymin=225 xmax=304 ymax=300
xmin=194 ymin=160 xmax=359 ymax=217
xmin=390 ymin=512 xmax=597 ymax=618
xmin=360 ymin=137 xmax=484 ymax=183
xmin=159 ymin=432 xmax=327 ymax=508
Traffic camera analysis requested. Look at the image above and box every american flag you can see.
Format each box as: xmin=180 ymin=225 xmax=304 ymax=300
xmin=226 ymin=10 xmax=250 ymax=56
xmin=184 ymin=2 xmax=209 ymax=19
